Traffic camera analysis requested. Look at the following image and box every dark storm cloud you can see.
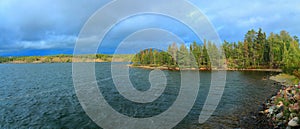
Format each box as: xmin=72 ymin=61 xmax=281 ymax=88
xmin=0 ymin=0 xmax=109 ymax=55
xmin=0 ymin=0 xmax=299 ymax=56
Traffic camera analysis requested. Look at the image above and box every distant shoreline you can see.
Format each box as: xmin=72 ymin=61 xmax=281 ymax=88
xmin=128 ymin=64 xmax=283 ymax=72
xmin=0 ymin=60 xmax=130 ymax=64
xmin=1 ymin=60 xmax=110 ymax=64
xmin=0 ymin=61 xmax=283 ymax=72
xmin=0 ymin=54 xmax=134 ymax=64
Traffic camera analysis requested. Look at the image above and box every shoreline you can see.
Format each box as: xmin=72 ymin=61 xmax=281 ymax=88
xmin=1 ymin=61 xmax=110 ymax=64
xmin=0 ymin=60 xmax=131 ymax=64
xmin=0 ymin=54 xmax=134 ymax=64
xmin=238 ymin=74 xmax=300 ymax=128
xmin=129 ymin=65 xmax=283 ymax=72
xmin=259 ymin=74 xmax=300 ymax=128
xmin=0 ymin=62 xmax=284 ymax=73
xmin=130 ymin=65 xmax=300 ymax=128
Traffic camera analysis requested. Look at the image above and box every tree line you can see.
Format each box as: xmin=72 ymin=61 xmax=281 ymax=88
xmin=132 ymin=28 xmax=300 ymax=75
xmin=0 ymin=55 xmax=73 ymax=63
xmin=132 ymin=41 xmax=216 ymax=70
xmin=0 ymin=54 xmax=102 ymax=63
xmin=223 ymin=29 xmax=300 ymax=73
xmin=0 ymin=54 xmax=133 ymax=63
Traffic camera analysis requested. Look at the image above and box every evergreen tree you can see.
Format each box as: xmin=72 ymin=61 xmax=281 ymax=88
xmin=131 ymin=29 xmax=299 ymax=75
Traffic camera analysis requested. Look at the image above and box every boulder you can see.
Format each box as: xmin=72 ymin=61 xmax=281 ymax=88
xmin=288 ymin=117 xmax=299 ymax=127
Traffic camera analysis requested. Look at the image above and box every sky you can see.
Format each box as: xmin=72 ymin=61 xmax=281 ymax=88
xmin=0 ymin=0 xmax=299 ymax=56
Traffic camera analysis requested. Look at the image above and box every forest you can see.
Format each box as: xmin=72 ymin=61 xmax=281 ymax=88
xmin=132 ymin=28 xmax=300 ymax=77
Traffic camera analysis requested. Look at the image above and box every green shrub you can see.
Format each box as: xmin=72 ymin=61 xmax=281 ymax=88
xmin=293 ymin=69 xmax=300 ymax=79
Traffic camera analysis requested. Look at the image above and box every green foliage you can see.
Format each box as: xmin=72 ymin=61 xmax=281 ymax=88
xmin=133 ymin=28 xmax=300 ymax=72
xmin=223 ymin=28 xmax=300 ymax=72
xmin=293 ymin=69 xmax=300 ymax=79
xmin=132 ymin=42 xmax=213 ymax=69
xmin=0 ymin=56 xmax=11 ymax=63
xmin=133 ymin=48 xmax=175 ymax=68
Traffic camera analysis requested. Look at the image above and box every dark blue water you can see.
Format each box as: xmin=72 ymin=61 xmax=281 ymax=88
xmin=0 ymin=63 xmax=279 ymax=128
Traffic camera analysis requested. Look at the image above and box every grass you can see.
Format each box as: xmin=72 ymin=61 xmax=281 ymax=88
xmin=270 ymin=73 xmax=300 ymax=86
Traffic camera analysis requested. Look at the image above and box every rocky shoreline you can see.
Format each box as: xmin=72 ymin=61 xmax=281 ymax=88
xmin=258 ymin=74 xmax=300 ymax=128
xmin=129 ymin=65 xmax=283 ymax=72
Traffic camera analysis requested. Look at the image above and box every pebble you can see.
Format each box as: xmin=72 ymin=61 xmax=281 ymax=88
xmin=269 ymin=108 xmax=274 ymax=114
xmin=271 ymin=96 xmax=276 ymax=100
xmin=276 ymin=112 xmax=283 ymax=119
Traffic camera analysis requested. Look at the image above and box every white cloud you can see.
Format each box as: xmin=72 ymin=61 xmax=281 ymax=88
xmin=189 ymin=0 xmax=300 ymax=41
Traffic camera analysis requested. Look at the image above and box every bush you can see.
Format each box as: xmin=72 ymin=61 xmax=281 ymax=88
xmin=0 ymin=57 xmax=10 ymax=63
xmin=293 ymin=69 xmax=300 ymax=79
xmin=283 ymin=66 xmax=299 ymax=74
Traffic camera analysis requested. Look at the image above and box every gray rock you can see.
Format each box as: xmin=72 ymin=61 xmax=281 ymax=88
xmin=268 ymin=107 xmax=274 ymax=114
xmin=276 ymin=112 xmax=283 ymax=119
xmin=288 ymin=117 xmax=299 ymax=127
xmin=277 ymin=121 xmax=283 ymax=126
xmin=271 ymin=96 xmax=276 ymax=100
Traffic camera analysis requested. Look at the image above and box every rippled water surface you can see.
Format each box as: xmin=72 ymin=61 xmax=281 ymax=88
xmin=0 ymin=63 xmax=279 ymax=128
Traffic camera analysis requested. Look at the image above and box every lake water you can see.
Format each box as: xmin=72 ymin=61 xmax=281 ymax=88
xmin=0 ymin=63 xmax=279 ymax=128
